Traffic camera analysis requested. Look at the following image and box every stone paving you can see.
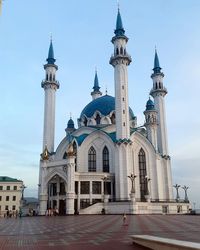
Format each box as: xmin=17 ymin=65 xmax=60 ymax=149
xmin=0 ymin=215 xmax=199 ymax=249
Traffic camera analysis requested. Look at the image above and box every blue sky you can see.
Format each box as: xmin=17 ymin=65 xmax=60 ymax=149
xmin=0 ymin=0 xmax=200 ymax=208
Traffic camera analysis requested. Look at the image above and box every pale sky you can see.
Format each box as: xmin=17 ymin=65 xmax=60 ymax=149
xmin=0 ymin=0 xmax=199 ymax=208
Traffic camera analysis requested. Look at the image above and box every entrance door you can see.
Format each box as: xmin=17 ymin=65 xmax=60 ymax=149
xmin=59 ymin=200 xmax=66 ymax=215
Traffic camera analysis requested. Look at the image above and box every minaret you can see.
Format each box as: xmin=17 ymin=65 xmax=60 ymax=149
xmin=91 ymin=70 xmax=102 ymax=100
xmin=110 ymin=8 xmax=132 ymax=140
xmin=41 ymin=39 xmax=59 ymax=153
xmin=150 ymin=50 xmax=168 ymax=156
xmin=144 ymin=98 xmax=158 ymax=151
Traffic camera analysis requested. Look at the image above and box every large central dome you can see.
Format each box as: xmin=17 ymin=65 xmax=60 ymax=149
xmin=80 ymin=95 xmax=134 ymax=119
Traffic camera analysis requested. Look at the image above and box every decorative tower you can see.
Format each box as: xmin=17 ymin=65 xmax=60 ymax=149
xmin=110 ymin=8 xmax=132 ymax=140
xmin=150 ymin=50 xmax=168 ymax=156
xmin=91 ymin=70 xmax=102 ymax=100
xmin=144 ymin=98 xmax=158 ymax=151
xmin=150 ymin=50 xmax=173 ymax=200
xmin=65 ymin=117 xmax=76 ymax=134
xmin=109 ymin=9 xmax=132 ymax=200
xmin=41 ymin=39 xmax=59 ymax=153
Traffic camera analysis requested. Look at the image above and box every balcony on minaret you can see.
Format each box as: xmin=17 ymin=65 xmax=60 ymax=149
xmin=109 ymin=52 xmax=132 ymax=66
xmin=41 ymin=79 xmax=60 ymax=89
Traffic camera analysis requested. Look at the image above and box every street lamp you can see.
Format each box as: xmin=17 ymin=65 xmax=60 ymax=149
xmin=173 ymin=184 xmax=180 ymax=202
xmin=127 ymin=173 xmax=137 ymax=194
xmin=20 ymin=184 xmax=27 ymax=201
xmin=145 ymin=176 xmax=151 ymax=195
xmin=101 ymin=175 xmax=109 ymax=195
xmin=182 ymin=186 xmax=189 ymax=202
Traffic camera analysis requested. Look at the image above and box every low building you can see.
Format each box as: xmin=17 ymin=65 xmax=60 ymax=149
xmin=0 ymin=176 xmax=23 ymax=217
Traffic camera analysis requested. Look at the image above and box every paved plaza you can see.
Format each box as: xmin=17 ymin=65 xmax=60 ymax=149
xmin=0 ymin=215 xmax=199 ymax=249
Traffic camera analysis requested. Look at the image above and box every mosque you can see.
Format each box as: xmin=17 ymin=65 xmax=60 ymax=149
xmin=38 ymin=9 xmax=190 ymax=215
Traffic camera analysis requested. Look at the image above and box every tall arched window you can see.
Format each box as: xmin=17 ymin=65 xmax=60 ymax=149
xmin=73 ymin=141 xmax=77 ymax=172
xmin=95 ymin=114 xmax=101 ymax=125
xmin=139 ymin=148 xmax=147 ymax=201
xmin=88 ymin=146 xmax=96 ymax=172
xmin=110 ymin=113 xmax=115 ymax=124
xmin=103 ymin=146 xmax=109 ymax=172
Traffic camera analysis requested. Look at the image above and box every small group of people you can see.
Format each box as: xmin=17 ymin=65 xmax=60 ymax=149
xmin=4 ymin=209 xmax=22 ymax=218
xmin=28 ymin=208 xmax=37 ymax=216
xmin=45 ymin=207 xmax=59 ymax=216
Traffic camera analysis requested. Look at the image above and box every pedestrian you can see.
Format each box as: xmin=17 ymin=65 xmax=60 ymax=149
xmin=123 ymin=213 xmax=127 ymax=225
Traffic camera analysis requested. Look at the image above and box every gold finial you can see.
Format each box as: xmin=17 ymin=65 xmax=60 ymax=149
xmin=105 ymin=85 xmax=108 ymax=95
xmin=70 ymin=112 xmax=72 ymax=119
xmin=50 ymin=32 xmax=53 ymax=42
xmin=66 ymin=142 xmax=75 ymax=157
xmin=41 ymin=144 xmax=50 ymax=160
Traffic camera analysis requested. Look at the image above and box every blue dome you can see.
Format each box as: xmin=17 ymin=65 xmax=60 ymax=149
xmin=146 ymin=99 xmax=155 ymax=111
xmin=80 ymin=95 xmax=135 ymax=119
xmin=67 ymin=118 xmax=75 ymax=129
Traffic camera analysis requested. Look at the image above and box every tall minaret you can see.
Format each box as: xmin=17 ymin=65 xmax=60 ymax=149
xmin=110 ymin=8 xmax=132 ymax=140
xmin=91 ymin=70 xmax=102 ymax=100
xmin=41 ymin=39 xmax=59 ymax=153
xmin=150 ymin=50 xmax=168 ymax=156
xmin=143 ymin=98 xmax=158 ymax=151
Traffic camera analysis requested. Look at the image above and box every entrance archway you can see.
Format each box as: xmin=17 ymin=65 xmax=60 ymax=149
xmin=47 ymin=174 xmax=67 ymax=215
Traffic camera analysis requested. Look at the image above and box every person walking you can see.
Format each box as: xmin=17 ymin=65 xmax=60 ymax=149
xmin=123 ymin=213 xmax=127 ymax=225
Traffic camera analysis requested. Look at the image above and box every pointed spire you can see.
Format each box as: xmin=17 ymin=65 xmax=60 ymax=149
xmin=46 ymin=38 xmax=56 ymax=64
xmin=153 ymin=48 xmax=162 ymax=74
xmin=114 ymin=8 xmax=125 ymax=37
xmin=93 ymin=70 xmax=100 ymax=92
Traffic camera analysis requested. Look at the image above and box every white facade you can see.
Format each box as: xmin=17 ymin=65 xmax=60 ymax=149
xmin=38 ymin=10 xmax=190 ymax=215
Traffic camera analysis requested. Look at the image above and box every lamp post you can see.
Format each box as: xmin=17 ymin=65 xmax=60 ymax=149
xmin=193 ymin=202 xmax=196 ymax=210
xmin=145 ymin=176 xmax=151 ymax=196
xmin=101 ymin=175 xmax=109 ymax=203
xmin=144 ymin=176 xmax=151 ymax=203
xmin=173 ymin=184 xmax=180 ymax=202
xmin=101 ymin=175 xmax=109 ymax=195
xmin=182 ymin=186 xmax=189 ymax=203
xmin=127 ymin=173 xmax=137 ymax=194
xmin=20 ymin=184 xmax=27 ymax=201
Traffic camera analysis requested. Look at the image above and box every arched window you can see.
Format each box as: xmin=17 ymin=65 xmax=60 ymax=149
xmin=103 ymin=146 xmax=109 ymax=172
xmin=116 ymin=48 xmax=119 ymax=55
xmin=95 ymin=114 xmax=101 ymax=125
xmin=63 ymin=152 xmax=67 ymax=159
xmin=88 ymin=146 xmax=96 ymax=172
xmin=138 ymin=148 xmax=147 ymax=201
xmin=110 ymin=113 xmax=115 ymax=124
xmin=73 ymin=141 xmax=77 ymax=172
xmin=120 ymin=46 xmax=123 ymax=55
xmin=83 ymin=117 xmax=87 ymax=126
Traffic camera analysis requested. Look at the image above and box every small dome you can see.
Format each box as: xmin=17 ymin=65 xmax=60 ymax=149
xmin=80 ymin=95 xmax=135 ymax=119
xmin=67 ymin=118 xmax=75 ymax=129
xmin=146 ymin=99 xmax=155 ymax=111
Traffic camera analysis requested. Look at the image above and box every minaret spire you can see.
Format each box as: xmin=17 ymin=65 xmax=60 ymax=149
xmin=153 ymin=49 xmax=162 ymax=74
xmin=150 ymin=49 xmax=173 ymax=200
xmin=47 ymin=38 xmax=56 ymax=65
xmin=91 ymin=70 xmax=102 ymax=100
xmin=41 ymin=39 xmax=59 ymax=153
xmin=150 ymin=49 xmax=168 ymax=155
xmin=110 ymin=8 xmax=131 ymax=140
xmin=109 ymin=8 xmax=132 ymax=201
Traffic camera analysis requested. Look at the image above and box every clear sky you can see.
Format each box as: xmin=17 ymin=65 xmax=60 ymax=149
xmin=0 ymin=0 xmax=199 ymax=208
